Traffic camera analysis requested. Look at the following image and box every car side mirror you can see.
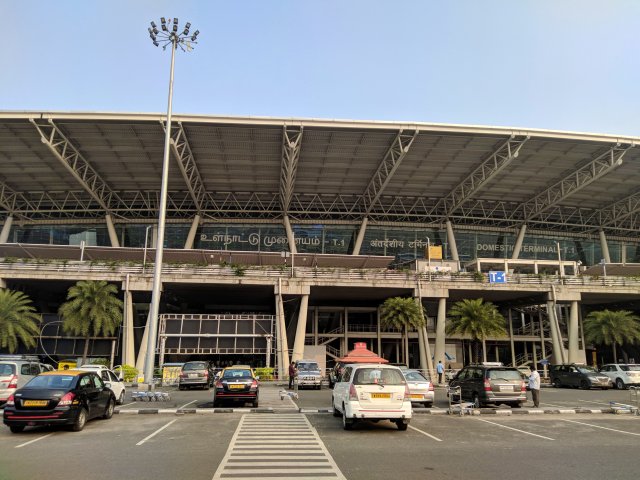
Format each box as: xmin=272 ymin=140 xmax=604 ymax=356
xmin=255 ymin=376 xmax=260 ymax=380
xmin=104 ymin=382 xmax=112 ymax=389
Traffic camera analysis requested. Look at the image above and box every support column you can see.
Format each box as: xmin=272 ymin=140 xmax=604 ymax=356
xmin=511 ymin=224 xmax=527 ymax=259
xmin=122 ymin=289 xmax=135 ymax=367
xmin=0 ymin=278 xmax=6 ymax=289
xmin=344 ymin=308 xmax=349 ymax=354
xmin=184 ymin=214 xmax=201 ymax=249
xmin=547 ymin=299 xmax=563 ymax=364
xmin=351 ymin=217 xmax=368 ymax=255
xmin=283 ymin=215 xmax=297 ymax=254
xmin=135 ymin=312 xmax=150 ymax=381
xmin=0 ymin=215 xmax=13 ymax=243
xmin=508 ymin=309 xmax=516 ymax=366
xmin=433 ymin=298 xmax=447 ymax=372
xmin=445 ymin=220 xmax=459 ymax=261
xmin=274 ymin=292 xmax=283 ymax=378
xmin=276 ymin=285 xmax=290 ymax=378
xmin=105 ymin=214 xmax=120 ymax=248
xmin=568 ymin=300 xmax=580 ymax=363
xmin=539 ymin=309 xmax=547 ymax=377
xmin=292 ymin=294 xmax=309 ymax=363
xmin=376 ymin=306 xmax=382 ymax=356
xmin=599 ymin=230 xmax=611 ymax=263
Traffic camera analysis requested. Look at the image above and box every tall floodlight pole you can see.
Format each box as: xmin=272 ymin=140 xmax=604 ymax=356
xmin=143 ymin=18 xmax=200 ymax=388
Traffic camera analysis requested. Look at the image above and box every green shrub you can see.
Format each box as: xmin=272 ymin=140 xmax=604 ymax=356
xmin=254 ymin=367 xmax=274 ymax=380
xmin=116 ymin=364 xmax=139 ymax=382
xmin=89 ymin=358 xmax=109 ymax=367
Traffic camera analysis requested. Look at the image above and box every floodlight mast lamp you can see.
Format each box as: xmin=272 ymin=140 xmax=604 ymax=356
xmin=143 ymin=18 xmax=199 ymax=388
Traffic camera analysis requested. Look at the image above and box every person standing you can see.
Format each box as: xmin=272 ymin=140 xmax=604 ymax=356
xmin=529 ymin=365 xmax=541 ymax=408
xmin=436 ymin=360 xmax=444 ymax=384
xmin=288 ymin=361 xmax=297 ymax=389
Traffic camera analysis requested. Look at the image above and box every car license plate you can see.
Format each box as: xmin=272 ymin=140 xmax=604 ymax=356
xmin=499 ymin=385 xmax=514 ymax=392
xmin=23 ymin=400 xmax=48 ymax=407
xmin=370 ymin=393 xmax=391 ymax=399
xmin=229 ymin=384 xmax=244 ymax=390
xmin=188 ymin=373 xmax=197 ymax=378
xmin=410 ymin=394 xmax=423 ymax=399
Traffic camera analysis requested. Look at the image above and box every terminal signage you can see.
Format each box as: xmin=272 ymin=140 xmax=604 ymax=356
xmin=488 ymin=271 xmax=506 ymax=283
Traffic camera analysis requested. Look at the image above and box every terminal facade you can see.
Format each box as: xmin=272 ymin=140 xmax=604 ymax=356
xmin=0 ymin=112 xmax=638 ymax=377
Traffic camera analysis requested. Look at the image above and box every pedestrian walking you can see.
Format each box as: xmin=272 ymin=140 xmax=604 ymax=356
xmin=529 ymin=364 xmax=541 ymax=408
xmin=436 ymin=360 xmax=444 ymax=384
xmin=288 ymin=361 xmax=297 ymax=389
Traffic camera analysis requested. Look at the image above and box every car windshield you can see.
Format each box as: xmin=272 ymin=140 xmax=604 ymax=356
xmin=353 ymin=368 xmax=405 ymax=385
xmin=25 ymin=375 xmax=75 ymax=389
xmin=404 ymin=371 xmax=428 ymax=382
xmin=183 ymin=363 xmax=206 ymax=371
xmin=0 ymin=363 xmax=16 ymax=376
xmin=222 ymin=369 xmax=252 ymax=379
xmin=577 ymin=366 xmax=598 ymax=373
xmin=620 ymin=365 xmax=640 ymax=371
xmin=298 ymin=363 xmax=320 ymax=371
xmin=488 ymin=369 xmax=522 ymax=381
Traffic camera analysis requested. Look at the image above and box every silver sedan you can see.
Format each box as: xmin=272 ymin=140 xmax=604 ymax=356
xmin=402 ymin=369 xmax=434 ymax=407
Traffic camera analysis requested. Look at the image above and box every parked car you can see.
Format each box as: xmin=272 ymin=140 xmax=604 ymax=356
xmin=78 ymin=365 xmax=126 ymax=405
xmin=213 ymin=366 xmax=259 ymax=407
xmin=3 ymin=370 xmax=116 ymax=433
xmin=0 ymin=356 xmax=54 ymax=406
xmin=178 ymin=361 xmax=213 ymax=390
xmin=402 ymin=369 xmax=434 ymax=407
xmin=295 ymin=360 xmax=322 ymax=389
xmin=599 ymin=364 xmax=640 ymax=390
xmin=332 ymin=363 xmax=411 ymax=431
xmin=448 ymin=363 xmax=527 ymax=408
xmin=550 ymin=364 xmax=612 ymax=389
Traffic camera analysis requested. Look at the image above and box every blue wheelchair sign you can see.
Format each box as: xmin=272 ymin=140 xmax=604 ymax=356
xmin=488 ymin=271 xmax=506 ymax=283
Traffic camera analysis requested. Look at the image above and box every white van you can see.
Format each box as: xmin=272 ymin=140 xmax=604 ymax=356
xmin=0 ymin=356 xmax=53 ymax=405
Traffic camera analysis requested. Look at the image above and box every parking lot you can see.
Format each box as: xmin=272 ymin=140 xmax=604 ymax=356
xmin=2 ymin=384 xmax=639 ymax=480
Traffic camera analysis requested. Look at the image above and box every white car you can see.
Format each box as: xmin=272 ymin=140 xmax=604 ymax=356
xmin=599 ymin=363 xmax=640 ymax=390
xmin=332 ymin=363 xmax=412 ymax=431
xmin=78 ymin=365 xmax=127 ymax=404
xmin=402 ymin=369 xmax=434 ymax=407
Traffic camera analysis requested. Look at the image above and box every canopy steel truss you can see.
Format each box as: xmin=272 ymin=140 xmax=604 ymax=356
xmin=279 ymin=126 xmax=303 ymax=214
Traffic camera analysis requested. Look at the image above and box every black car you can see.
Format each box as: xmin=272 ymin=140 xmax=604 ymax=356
xmin=550 ymin=364 xmax=613 ymax=389
xmin=213 ymin=366 xmax=259 ymax=407
xmin=3 ymin=370 xmax=116 ymax=433
xmin=448 ymin=363 xmax=527 ymax=408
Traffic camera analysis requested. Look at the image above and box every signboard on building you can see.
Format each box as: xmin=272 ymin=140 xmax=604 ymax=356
xmin=488 ymin=271 xmax=506 ymax=283
xmin=426 ymin=245 xmax=443 ymax=260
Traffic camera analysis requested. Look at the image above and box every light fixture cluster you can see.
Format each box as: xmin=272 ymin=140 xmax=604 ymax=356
xmin=148 ymin=17 xmax=199 ymax=50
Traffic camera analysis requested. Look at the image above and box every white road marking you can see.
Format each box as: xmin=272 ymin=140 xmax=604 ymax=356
xmin=117 ymin=401 xmax=137 ymax=408
xmin=562 ymin=419 xmax=640 ymax=436
xmin=577 ymin=399 xmax=611 ymax=406
xmin=212 ymin=414 xmax=346 ymax=479
xmin=540 ymin=402 xmax=570 ymax=408
xmin=15 ymin=433 xmax=55 ymax=449
xmin=136 ymin=419 xmax=177 ymax=446
xmin=178 ymin=399 xmax=197 ymax=409
xmin=408 ymin=424 xmax=443 ymax=441
xmin=476 ymin=418 xmax=554 ymax=440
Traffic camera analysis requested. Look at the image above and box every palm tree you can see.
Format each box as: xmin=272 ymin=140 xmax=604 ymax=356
xmin=380 ymin=297 xmax=426 ymax=365
xmin=58 ymin=280 xmax=123 ymax=365
xmin=0 ymin=288 xmax=42 ymax=353
xmin=584 ymin=309 xmax=640 ymax=363
xmin=446 ymin=298 xmax=507 ymax=364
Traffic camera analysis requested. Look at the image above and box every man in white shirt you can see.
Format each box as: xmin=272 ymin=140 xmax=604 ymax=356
xmin=529 ymin=365 xmax=541 ymax=408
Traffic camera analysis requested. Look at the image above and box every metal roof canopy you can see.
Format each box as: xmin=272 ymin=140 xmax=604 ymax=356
xmin=0 ymin=243 xmax=394 ymax=269
xmin=0 ymin=111 xmax=638 ymax=239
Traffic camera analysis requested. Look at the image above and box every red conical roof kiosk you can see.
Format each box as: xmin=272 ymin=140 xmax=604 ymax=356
xmin=338 ymin=342 xmax=389 ymax=364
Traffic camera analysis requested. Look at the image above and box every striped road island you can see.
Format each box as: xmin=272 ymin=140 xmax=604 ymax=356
xmin=212 ymin=414 xmax=346 ymax=480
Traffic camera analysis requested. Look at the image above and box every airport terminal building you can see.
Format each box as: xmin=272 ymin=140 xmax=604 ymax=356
xmin=0 ymin=112 xmax=638 ymax=377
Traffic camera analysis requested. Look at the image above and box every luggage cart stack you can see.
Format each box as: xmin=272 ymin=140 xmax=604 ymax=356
xmin=447 ymin=385 xmax=475 ymax=416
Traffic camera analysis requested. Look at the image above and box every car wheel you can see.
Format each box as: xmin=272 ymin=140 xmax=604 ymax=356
xmin=72 ymin=408 xmax=88 ymax=432
xmin=332 ymin=399 xmax=341 ymax=417
xmin=103 ymin=398 xmax=115 ymax=419
xmin=342 ymin=405 xmax=354 ymax=430
xmin=511 ymin=402 xmax=522 ymax=409
xmin=616 ymin=378 xmax=626 ymax=390
xmin=473 ymin=393 xmax=481 ymax=408
xmin=252 ymin=400 xmax=259 ymax=408
xmin=552 ymin=378 xmax=561 ymax=388
xmin=9 ymin=425 xmax=25 ymax=433
xmin=580 ymin=379 xmax=590 ymax=390
xmin=117 ymin=390 xmax=125 ymax=405
xmin=424 ymin=402 xmax=433 ymax=408
xmin=178 ymin=385 xmax=185 ymax=391
xmin=396 ymin=420 xmax=408 ymax=431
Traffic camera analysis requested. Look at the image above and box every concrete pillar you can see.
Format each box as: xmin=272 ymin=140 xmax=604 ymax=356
xmin=0 ymin=278 xmax=6 ymax=289
xmin=511 ymin=224 xmax=527 ymax=259
xmin=508 ymin=309 xmax=516 ymax=366
xmin=547 ymin=300 xmax=563 ymax=364
xmin=292 ymin=294 xmax=309 ymax=362
xmin=313 ymin=308 xmax=318 ymax=346
xmin=417 ymin=327 xmax=428 ymax=374
xmin=482 ymin=339 xmax=487 ymax=363
xmin=274 ymin=292 xmax=283 ymax=378
xmin=445 ymin=220 xmax=459 ymax=261
xmin=122 ymin=289 xmax=135 ymax=367
xmin=539 ymin=309 xmax=548 ymax=377
xmin=105 ymin=214 xmax=120 ymax=248
xmin=275 ymin=288 xmax=290 ymax=378
xmin=0 ymin=215 xmax=13 ymax=243
xmin=376 ymin=306 xmax=382 ymax=356
xmin=599 ymin=230 xmax=611 ymax=263
xmin=352 ymin=217 xmax=368 ymax=255
xmin=283 ymin=215 xmax=297 ymax=254
xmin=135 ymin=312 xmax=150 ymax=381
xmin=344 ymin=308 xmax=349 ymax=355
xmin=433 ymin=298 xmax=447 ymax=370
xmin=568 ymin=300 xmax=580 ymax=363
xmin=184 ymin=214 xmax=201 ymax=249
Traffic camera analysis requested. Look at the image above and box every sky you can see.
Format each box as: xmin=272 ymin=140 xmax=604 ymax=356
xmin=2 ymin=0 xmax=639 ymax=136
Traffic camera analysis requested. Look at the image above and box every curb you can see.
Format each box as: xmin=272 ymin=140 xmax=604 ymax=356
xmin=114 ymin=406 xmax=629 ymax=415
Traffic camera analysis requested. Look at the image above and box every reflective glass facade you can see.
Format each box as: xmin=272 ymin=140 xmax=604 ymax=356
xmin=7 ymin=222 xmax=639 ymax=266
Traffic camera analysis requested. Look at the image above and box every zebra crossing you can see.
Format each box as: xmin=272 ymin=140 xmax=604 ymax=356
xmin=212 ymin=414 xmax=346 ymax=480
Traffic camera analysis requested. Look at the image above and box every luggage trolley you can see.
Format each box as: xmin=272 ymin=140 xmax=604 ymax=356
xmin=447 ymin=385 xmax=474 ymax=416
